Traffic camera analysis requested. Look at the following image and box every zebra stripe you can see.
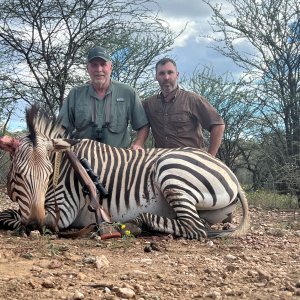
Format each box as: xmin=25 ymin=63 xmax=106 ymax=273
xmin=0 ymin=105 xmax=250 ymax=240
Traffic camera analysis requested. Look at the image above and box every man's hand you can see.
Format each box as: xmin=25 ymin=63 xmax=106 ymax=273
xmin=130 ymin=144 xmax=144 ymax=150
xmin=130 ymin=124 xmax=149 ymax=150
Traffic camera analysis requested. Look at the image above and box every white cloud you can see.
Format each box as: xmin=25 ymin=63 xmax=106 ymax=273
xmin=153 ymin=1 xmax=245 ymax=77
xmin=156 ymin=0 xmax=212 ymax=18
xmin=162 ymin=18 xmax=199 ymax=47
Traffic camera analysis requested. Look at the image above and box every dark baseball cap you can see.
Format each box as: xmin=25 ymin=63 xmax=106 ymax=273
xmin=87 ymin=46 xmax=111 ymax=62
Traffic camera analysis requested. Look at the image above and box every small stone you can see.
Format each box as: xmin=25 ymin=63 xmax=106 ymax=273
xmin=42 ymin=279 xmax=55 ymax=288
xmin=48 ymin=260 xmax=63 ymax=269
xmin=31 ymin=265 xmax=43 ymax=272
xmin=285 ymin=281 xmax=295 ymax=292
xmin=133 ymin=283 xmax=144 ymax=293
xmin=257 ymin=268 xmax=271 ymax=281
xmin=139 ymin=258 xmax=152 ymax=264
xmin=72 ymin=290 xmax=84 ymax=299
xmin=77 ymin=272 xmax=87 ymax=280
xmin=96 ymin=255 xmax=109 ymax=269
xmin=206 ymin=240 xmax=214 ymax=247
xmin=144 ymin=245 xmax=152 ymax=253
xmin=132 ymin=270 xmax=148 ymax=275
xmin=226 ymin=264 xmax=239 ymax=272
xmin=247 ymin=270 xmax=258 ymax=277
xmin=294 ymin=231 xmax=300 ymax=237
xmin=29 ymin=230 xmax=41 ymax=239
xmin=150 ymin=242 xmax=161 ymax=251
xmin=83 ymin=256 xmax=96 ymax=264
xmin=225 ymin=254 xmax=237 ymax=260
xmin=116 ymin=287 xmax=136 ymax=299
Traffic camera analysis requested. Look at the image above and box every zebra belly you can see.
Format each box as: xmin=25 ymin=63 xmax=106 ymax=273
xmin=197 ymin=200 xmax=237 ymax=225
xmin=66 ymin=194 xmax=176 ymax=227
xmin=106 ymin=195 xmax=176 ymax=223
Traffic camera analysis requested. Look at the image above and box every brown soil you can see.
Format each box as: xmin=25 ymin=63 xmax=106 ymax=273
xmin=0 ymin=189 xmax=299 ymax=300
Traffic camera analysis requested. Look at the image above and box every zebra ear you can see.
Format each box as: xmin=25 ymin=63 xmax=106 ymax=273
xmin=0 ymin=136 xmax=21 ymax=154
xmin=48 ymin=138 xmax=80 ymax=152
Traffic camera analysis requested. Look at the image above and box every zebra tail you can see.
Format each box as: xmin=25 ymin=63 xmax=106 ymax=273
xmin=207 ymin=185 xmax=250 ymax=239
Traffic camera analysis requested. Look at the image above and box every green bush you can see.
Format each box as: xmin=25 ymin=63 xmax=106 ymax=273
xmin=247 ymin=189 xmax=298 ymax=210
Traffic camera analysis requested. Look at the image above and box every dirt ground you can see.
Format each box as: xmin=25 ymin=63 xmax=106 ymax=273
xmin=0 ymin=189 xmax=299 ymax=300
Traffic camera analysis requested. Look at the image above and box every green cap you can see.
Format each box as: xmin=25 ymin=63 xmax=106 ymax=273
xmin=87 ymin=46 xmax=111 ymax=62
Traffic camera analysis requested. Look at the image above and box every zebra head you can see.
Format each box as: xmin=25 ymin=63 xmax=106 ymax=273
xmin=0 ymin=105 xmax=76 ymax=232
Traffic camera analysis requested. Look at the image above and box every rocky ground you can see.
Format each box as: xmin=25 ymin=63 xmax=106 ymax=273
xmin=0 ymin=189 xmax=299 ymax=300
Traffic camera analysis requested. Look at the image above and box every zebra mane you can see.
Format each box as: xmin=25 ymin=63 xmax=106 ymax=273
xmin=25 ymin=104 xmax=66 ymax=146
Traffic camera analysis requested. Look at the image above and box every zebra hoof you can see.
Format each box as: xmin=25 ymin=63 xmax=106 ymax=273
xmin=98 ymin=223 xmax=122 ymax=240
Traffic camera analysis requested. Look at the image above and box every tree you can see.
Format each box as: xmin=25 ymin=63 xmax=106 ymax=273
xmin=0 ymin=0 xmax=178 ymax=116
xmin=183 ymin=66 xmax=256 ymax=171
xmin=203 ymin=0 xmax=300 ymax=204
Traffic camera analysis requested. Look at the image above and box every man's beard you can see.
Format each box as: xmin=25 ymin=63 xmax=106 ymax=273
xmin=92 ymin=78 xmax=105 ymax=89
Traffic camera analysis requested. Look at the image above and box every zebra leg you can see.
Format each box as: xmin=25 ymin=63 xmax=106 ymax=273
xmin=133 ymin=189 xmax=210 ymax=240
xmin=133 ymin=211 xmax=207 ymax=240
xmin=0 ymin=209 xmax=22 ymax=230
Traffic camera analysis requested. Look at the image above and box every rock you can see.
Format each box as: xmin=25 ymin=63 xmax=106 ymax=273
xmin=42 ymin=279 xmax=55 ymax=288
xmin=133 ymin=283 xmax=144 ymax=293
xmin=150 ymin=242 xmax=161 ymax=251
xmin=30 ymin=265 xmax=43 ymax=272
xmin=76 ymin=272 xmax=87 ymax=280
xmin=72 ymin=290 xmax=84 ymax=299
xmin=267 ymin=228 xmax=285 ymax=237
xmin=96 ymin=255 xmax=109 ymax=269
xmin=206 ymin=240 xmax=214 ymax=247
xmin=29 ymin=230 xmax=41 ymax=240
xmin=247 ymin=270 xmax=258 ymax=277
xmin=144 ymin=245 xmax=152 ymax=252
xmin=285 ymin=281 xmax=295 ymax=292
xmin=257 ymin=268 xmax=271 ymax=281
xmin=294 ymin=230 xmax=300 ymax=237
xmin=226 ymin=264 xmax=239 ymax=272
xmin=132 ymin=270 xmax=148 ymax=275
xmin=225 ymin=254 xmax=237 ymax=261
xmin=83 ymin=256 xmax=96 ymax=264
xmin=116 ymin=287 xmax=136 ymax=299
xmin=48 ymin=260 xmax=63 ymax=269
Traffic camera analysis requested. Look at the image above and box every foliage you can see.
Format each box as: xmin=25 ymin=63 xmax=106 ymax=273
xmin=0 ymin=0 xmax=179 ymax=115
xmin=203 ymin=0 xmax=300 ymax=203
xmin=247 ymin=189 xmax=298 ymax=210
xmin=183 ymin=66 xmax=257 ymax=170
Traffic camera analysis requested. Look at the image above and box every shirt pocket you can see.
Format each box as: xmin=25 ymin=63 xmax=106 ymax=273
xmin=108 ymin=101 xmax=128 ymax=133
xmin=169 ymin=113 xmax=190 ymax=134
xmin=74 ymin=107 xmax=92 ymax=131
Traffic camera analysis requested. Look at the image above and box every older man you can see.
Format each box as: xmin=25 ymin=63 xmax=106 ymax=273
xmin=143 ymin=58 xmax=225 ymax=156
xmin=59 ymin=46 xmax=149 ymax=149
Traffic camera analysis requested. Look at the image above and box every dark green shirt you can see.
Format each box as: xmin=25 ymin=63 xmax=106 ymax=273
xmin=58 ymin=80 xmax=148 ymax=148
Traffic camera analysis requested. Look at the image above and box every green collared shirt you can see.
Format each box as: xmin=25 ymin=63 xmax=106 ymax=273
xmin=58 ymin=80 xmax=148 ymax=148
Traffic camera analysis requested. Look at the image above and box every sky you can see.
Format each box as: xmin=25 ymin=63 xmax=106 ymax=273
xmin=153 ymin=0 xmax=244 ymax=78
